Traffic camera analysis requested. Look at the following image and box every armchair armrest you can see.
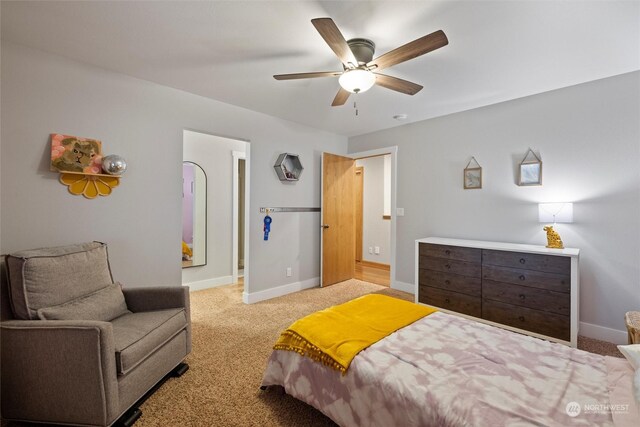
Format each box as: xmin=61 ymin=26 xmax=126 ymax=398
xmin=122 ymin=286 xmax=190 ymax=312
xmin=122 ymin=286 xmax=191 ymax=353
xmin=1 ymin=320 xmax=119 ymax=426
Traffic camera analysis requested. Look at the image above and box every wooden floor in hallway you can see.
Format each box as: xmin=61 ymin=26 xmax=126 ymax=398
xmin=354 ymin=262 xmax=390 ymax=287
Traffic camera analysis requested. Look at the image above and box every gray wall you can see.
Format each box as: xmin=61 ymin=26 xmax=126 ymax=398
xmin=356 ymin=156 xmax=391 ymax=265
xmin=0 ymin=41 xmax=347 ymax=293
xmin=349 ymin=72 xmax=640 ymax=334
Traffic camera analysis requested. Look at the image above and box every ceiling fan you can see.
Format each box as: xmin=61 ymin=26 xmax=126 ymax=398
xmin=274 ymin=18 xmax=448 ymax=106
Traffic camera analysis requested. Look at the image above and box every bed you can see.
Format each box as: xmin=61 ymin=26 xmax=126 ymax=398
xmin=261 ymin=296 xmax=639 ymax=427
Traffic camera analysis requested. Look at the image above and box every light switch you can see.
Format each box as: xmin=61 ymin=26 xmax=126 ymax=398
xmin=396 ymin=208 xmax=405 ymax=216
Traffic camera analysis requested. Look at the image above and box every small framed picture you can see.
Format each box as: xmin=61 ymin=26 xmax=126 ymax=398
xmin=518 ymin=149 xmax=542 ymax=186
xmin=464 ymin=168 xmax=482 ymax=189
xmin=463 ymin=157 xmax=482 ymax=189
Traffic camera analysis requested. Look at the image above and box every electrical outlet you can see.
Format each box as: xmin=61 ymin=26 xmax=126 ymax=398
xmin=396 ymin=207 xmax=405 ymax=216
xmin=369 ymin=247 xmax=373 ymax=254
xmin=374 ymin=246 xmax=380 ymax=254
xmin=286 ymin=267 xmax=292 ymax=277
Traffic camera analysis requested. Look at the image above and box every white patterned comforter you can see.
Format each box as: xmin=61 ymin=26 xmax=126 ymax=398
xmin=262 ymin=311 xmax=639 ymax=426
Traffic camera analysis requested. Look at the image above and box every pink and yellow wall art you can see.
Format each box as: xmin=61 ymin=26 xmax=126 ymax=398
xmin=50 ymin=133 xmax=103 ymax=174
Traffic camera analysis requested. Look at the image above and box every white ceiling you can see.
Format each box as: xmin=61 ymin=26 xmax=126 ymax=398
xmin=2 ymin=1 xmax=639 ymax=137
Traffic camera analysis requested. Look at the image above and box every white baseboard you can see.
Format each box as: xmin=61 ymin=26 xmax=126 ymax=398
xmin=579 ymin=321 xmax=628 ymax=345
xmin=185 ymin=275 xmax=233 ymax=292
xmin=393 ymin=280 xmax=415 ymax=294
xmin=243 ymin=277 xmax=319 ymax=304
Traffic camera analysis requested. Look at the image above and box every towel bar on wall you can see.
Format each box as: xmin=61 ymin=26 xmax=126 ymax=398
xmin=259 ymin=207 xmax=320 ymax=213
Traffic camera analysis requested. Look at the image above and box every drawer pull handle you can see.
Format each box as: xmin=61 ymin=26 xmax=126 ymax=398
xmin=519 ymin=275 xmax=526 ymax=281
xmin=519 ymin=258 xmax=526 ymax=264
xmin=444 ymin=298 xmax=451 ymax=304
xmin=518 ymin=316 xmax=525 ymax=322
xmin=445 ymin=249 xmax=451 ymax=255
xmin=445 ymin=264 xmax=451 ymax=269
xmin=519 ymin=294 xmax=526 ymax=300
xmin=444 ymin=280 xmax=451 ymax=285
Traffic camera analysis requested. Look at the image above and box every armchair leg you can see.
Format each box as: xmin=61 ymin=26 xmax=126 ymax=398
xmin=172 ymin=362 xmax=189 ymax=377
xmin=116 ymin=407 xmax=142 ymax=427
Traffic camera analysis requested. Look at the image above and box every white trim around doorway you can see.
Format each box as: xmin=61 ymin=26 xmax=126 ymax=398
xmin=232 ymin=150 xmax=247 ymax=288
xmin=348 ymin=146 xmax=398 ymax=291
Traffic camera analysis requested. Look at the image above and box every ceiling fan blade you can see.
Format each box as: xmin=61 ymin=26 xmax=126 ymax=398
xmin=331 ymin=87 xmax=351 ymax=106
xmin=274 ymin=71 xmax=342 ymax=80
xmin=374 ymin=74 xmax=423 ymax=95
xmin=311 ymin=18 xmax=358 ymax=67
xmin=367 ymin=30 xmax=448 ymax=71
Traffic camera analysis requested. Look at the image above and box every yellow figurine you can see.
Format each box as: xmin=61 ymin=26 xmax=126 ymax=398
xmin=543 ymin=225 xmax=564 ymax=249
xmin=182 ymin=241 xmax=193 ymax=260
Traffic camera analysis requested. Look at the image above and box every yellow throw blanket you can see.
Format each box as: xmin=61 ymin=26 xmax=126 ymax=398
xmin=273 ymin=294 xmax=436 ymax=374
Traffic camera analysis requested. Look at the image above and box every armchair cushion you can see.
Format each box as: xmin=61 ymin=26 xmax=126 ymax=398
xmin=5 ymin=242 xmax=113 ymax=319
xmin=111 ymin=308 xmax=188 ymax=374
xmin=37 ymin=283 xmax=131 ymax=321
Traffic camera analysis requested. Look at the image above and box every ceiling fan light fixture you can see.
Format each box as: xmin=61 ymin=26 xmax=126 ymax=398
xmin=338 ymin=69 xmax=376 ymax=94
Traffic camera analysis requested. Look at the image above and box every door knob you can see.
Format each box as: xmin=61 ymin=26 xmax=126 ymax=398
xmin=321 ymin=224 xmax=330 ymax=229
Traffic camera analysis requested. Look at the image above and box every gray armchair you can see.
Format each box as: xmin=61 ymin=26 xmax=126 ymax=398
xmin=0 ymin=242 xmax=191 ymax=426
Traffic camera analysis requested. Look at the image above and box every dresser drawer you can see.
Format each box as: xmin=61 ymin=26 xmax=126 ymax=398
xmin=419 ymin=285 xmax=481 ymax=318
xmin=419 ymin=269 xmax=481 ymax=297
xmin=483 ymin=280 xmax=570 ymax=316
xmin=482 ymin=250 xmax=570 ymax=274
xmin=482 ymin=299 xmax=570 ymax=341
xmin=482 ymin=265 xmax=570 ymax=293
xmin=420 ymin=243 xmax=481 ymax=263
xmin=421 ymin=256 xmax=481 ymax=278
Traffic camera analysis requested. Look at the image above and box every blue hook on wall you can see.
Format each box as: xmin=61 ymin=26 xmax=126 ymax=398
xmin=263 ymin=210 xmax=272 ymax=241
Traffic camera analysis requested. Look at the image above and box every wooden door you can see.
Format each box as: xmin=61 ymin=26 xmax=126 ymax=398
xmin=355 ymin=166 xmax=363 ymax=262
xmin=321 ymin=153 xmax=355 ymax=286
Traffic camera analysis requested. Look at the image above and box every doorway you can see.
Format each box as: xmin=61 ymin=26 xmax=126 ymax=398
xmin=232 ymin=152 xmax=246 ymax=285
xmin=320 ymin=147 xmax=397 ymax=289
xmin=354 ymin=155 xmax=391 ymax=286
xmin=182 ymin=130 xmax=250 ymax=298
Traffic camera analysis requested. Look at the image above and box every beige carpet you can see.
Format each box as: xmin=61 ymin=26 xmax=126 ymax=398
xmin=4 ymin=280 xmax=624 ymax=427
xmin=138 ymin=279 xmax=385 ymax=427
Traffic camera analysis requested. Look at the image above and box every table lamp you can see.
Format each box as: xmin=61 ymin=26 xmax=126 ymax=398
xmin=538 ymin=203 xmax=573 ymax=249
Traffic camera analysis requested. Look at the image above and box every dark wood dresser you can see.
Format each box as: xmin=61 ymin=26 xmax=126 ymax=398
xmin=415 ymin=237 xmax=579 ymax=347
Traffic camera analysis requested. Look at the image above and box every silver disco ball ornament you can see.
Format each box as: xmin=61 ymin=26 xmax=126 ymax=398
xmin=102 ymin=155 xmax=127 ymax=175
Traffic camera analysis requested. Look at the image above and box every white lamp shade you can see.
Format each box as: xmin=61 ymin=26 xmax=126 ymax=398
xmin=338 ymin=69 xmax=376 ymax=93
xmin=538 ymin=203 xmax=573 ymax=223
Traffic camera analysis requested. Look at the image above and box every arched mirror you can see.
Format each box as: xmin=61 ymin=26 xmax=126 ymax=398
xmin=182 ymin=161 xmax=207 ymax=268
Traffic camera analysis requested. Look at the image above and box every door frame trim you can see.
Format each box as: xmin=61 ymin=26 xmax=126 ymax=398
xmin=355 ymin=166 xmax=364 ymax=262
xmin=232 ymin=150 xmax=247 ymax=287
xmin=348 ymin=146 xmax=398 ymax=290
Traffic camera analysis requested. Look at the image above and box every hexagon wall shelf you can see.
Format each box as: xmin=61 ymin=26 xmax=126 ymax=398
xmin=274 ymin=153 xmax=303 ymax=182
